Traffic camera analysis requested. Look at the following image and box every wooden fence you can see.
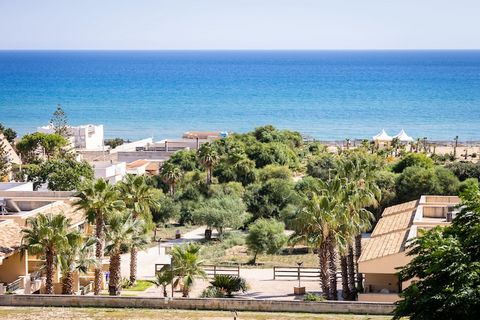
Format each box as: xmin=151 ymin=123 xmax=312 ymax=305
xmin=273 ymin=266 xmax=348 ymax=281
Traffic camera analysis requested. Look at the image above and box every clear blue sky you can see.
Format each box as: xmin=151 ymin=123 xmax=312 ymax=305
xmin=1 ymin=0 xmax=479 ymax=50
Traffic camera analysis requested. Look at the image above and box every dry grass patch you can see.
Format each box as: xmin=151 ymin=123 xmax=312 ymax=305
xmin=0 ymin=307 xmax=392 ymax=320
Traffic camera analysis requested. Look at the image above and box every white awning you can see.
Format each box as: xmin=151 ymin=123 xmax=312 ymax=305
xmin=394 ymin=129 xmax=413 ymax=142
xmin=372 ymin=129 xmax=393 ymax=142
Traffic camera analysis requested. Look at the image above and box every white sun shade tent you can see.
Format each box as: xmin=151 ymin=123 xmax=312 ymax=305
xmin=393 ymin=129 xmax=413 ymax=142
xmin=372 ymin=129 xmax=393 ymax=142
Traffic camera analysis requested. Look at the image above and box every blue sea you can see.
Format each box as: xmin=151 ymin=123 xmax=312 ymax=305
xmin=0 ymin=50 xmax=479 ymax=141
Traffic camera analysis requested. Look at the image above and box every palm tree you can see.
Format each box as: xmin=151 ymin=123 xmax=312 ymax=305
xmin=293 ymin=178 xmax=346 ymax=300
xmin=117 ymin=174 xmax=160 ymax=285
xmin=57 ymin=235 xmax=96 ymax=294
xmin=104 ymin=212 xmax=143 ymax=296
xmin=21 ymin=213 xmax=71 ymax=294
xmin=160 ymin=162 xmax=182 ymax=195
xmin=171 ymin=243 xmax=207 ymax=297
xmin=151 ymin=266 xmax=174 ymax=297
xmin=197 ymin=143 xmax=219 ymax=185
xmin=74 ymin=178 xmax=125 ymax=295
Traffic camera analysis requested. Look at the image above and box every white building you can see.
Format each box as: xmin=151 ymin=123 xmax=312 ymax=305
xmin=0 ymin=182 xmax=33 ymax=192
xmin=92 ymin=161 xmax=126 ymax=184
xmin=37 ymin=124 xmax=104 ymax=151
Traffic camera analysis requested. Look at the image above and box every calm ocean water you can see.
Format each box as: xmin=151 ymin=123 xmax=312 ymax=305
xmin=0 ymin=50 xmax=479 ymax=141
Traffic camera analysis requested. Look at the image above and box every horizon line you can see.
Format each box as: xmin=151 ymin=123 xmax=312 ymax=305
xmin=1 ymin=48 xmax=480 ymax=52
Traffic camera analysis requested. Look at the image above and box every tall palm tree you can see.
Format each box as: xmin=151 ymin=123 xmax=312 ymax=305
xmin=171 ymin=243 xmax=207 ymax=297
xmin=21 ymin=213 xmax=71 ymax=294
xmin=160 ymin=162 xmax=182 ymax=195
xmin=197 ymin=143 xmax=219 ymax=185
xmin=57 ymin=235 xmax=96 ymax=294
xmin=117 ymin=174 xmax=160 ymax=285
xmin=293 ymin=178 xmax=347 ymax=300
xmin=74 ymin=178 xmax=125 ymax=295
xmin=104 ymin=212 xmax=143 ymax=296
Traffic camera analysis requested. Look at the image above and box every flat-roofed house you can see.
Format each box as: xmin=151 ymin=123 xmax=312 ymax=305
xmin=358 ymin=195 xmax=460 ymax=302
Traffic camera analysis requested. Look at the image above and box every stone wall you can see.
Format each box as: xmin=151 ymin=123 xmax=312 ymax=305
xmin=0 ymin=295 xmax=394 ymax=315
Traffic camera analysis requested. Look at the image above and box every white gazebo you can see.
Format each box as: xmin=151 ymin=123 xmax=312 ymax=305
xmin=393 ymin=129 xmax=413 ymax=142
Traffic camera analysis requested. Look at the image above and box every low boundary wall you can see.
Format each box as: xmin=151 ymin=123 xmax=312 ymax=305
xmin=0 ymin=295 xmax=394 ymax=315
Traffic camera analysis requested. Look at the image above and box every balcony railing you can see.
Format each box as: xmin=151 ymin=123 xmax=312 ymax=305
xmin=6 ymin=278 xmax=22 ymax=292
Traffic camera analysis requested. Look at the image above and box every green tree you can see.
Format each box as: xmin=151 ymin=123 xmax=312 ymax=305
xmin=394 ymin=185 xmax=480 ymax=319
xmin=159 ymin=162 xmax=183 ymax=195
xmin=50 ymin=105 xmax=70 ymax=138
xmin=197 ymin=142 xmax=219 ymax=185
xmin=21 ymin=213 xmax=72 ymax=294
xmin=446 ymin=161 xmax=480 ymax=181
xmin=306 ymin=153 xmax=338 ymax=181
xmin=0 ymin=123 xmax=17 ymax=144
xmin=245 ymin=178 xmax=301 ymax=220
xmin=192 ymin=194 xmax=250 ymax=239
xmin=74 ymin=178 xmax=125 ymax=295
xmin=167 ymin=149 xmax=199 ymax=171
xmin=117 ymin=174 xmax=159 ymax=284
xmin=171 ymin=243 xmax=207 ymax=297
xmin=57 ymin=235 xmax=96 ymax=295
xmin=16 ymin=132 xmax=67 ymax=163
xmin=104 ymin=138 xmax=125 ymax=149
xmin=396 ymin=166 xmax=440 ymax=202
xmin=258 ymin=164 xmax=292 ymax=182
xmin=24 ymin=158 xmax=94 ymax=190
xmin=392 ymin=153 xmax=434 ymax=173
xmin=246 ymin=218 xmax=287 ymax=264
xmin=104 ymin=212 xmax=145 ymax=296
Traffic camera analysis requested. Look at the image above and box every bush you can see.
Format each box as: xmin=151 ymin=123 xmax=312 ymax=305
xmin=392 ymin=153 xmax=434 ymax=173
xmin=246 ymin=218 xmax=287 ymax=263
xmin=210 ymin=275 xmax=248 ymax=297
xmin=446 ymin=162 xmax=480 ymax=181
xmin=303 ymin=292 xmax=326 ymax=302
xmin=201 ymin=286 xmax=226 ymax=298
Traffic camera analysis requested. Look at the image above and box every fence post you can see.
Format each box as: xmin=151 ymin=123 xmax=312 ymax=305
xmin=297 ymin=266 xmax=300 ymax=282
xmin=273 ymin=267 xmax=276 ymax=280
xmin=214 ymin=266 xmax=216 ymax=277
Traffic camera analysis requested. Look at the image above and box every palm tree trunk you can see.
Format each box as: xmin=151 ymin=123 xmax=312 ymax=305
xmin=45 ymin=250 xmax=54 ymax=294
xmin=318 ymin=242 xmax=330 ymax=298
xmin=62 ymin=271 xmax=74 ymax=295
xmin=207 ymin=167 xmax=212 ymax=185
xmin=94 ymin=213 xmax=104 ymax=295
xmin=340 ymin=255 xmax=350 ymax=300
xmin=109 ymin=252 xmax=121 ymax=296
xmin=355 ymin=234 xmax=363 ymax=292
xmin=327 ymin=238 xmax=337 ymax=300
xmin=163 ymin=285 xmax=167 ymax=297
xmin=130 ymin=247 xmax=137 ymax=286
xmin=347 ymin=245 xmax=356 ymax=300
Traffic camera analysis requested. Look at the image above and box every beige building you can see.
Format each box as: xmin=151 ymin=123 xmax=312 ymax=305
xmin=0 ymin=133 xmax=22 ymax=181
xmin=358 ymin=195 xmax=460 ymax=302
xmin=0 ymin=189 xmax=99 ymax=295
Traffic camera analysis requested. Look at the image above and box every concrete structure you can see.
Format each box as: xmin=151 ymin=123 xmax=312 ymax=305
xmin=358 ymin=195 xmax=460 ymax=302
xmin=0 ymin=190 xmax=94 ymax=295
xmin=110 ymin=138 xmax=153 ymax=154
xmin=0 ymin=295 xmax=395 ymax=315
xmin=0 ymin=182 xmax=33 ymax=192
xmin=38 ymin=124 xmax=104 ymax=151
xmin=182 ymin=131 xmax=228 ymax=140
xmin=92 ymin=161 xmax=126 ymax=184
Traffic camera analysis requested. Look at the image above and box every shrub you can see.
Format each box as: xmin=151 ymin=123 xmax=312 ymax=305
xmin=210 ymin=275 xmax=248 ymax=297
xmin=201 ymin=286 xmax=226 ymax=298
xmin=392 ymin=153 xmax=434 ymax=173
xmin=303 ymin=292 xmax=326 ymax=302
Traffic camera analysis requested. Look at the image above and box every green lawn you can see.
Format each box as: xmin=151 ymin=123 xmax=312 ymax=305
xmin=0 ymin=307 xmax=392 ymax=320
xmin=123 ymin=280 xmax=154 ymax=291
